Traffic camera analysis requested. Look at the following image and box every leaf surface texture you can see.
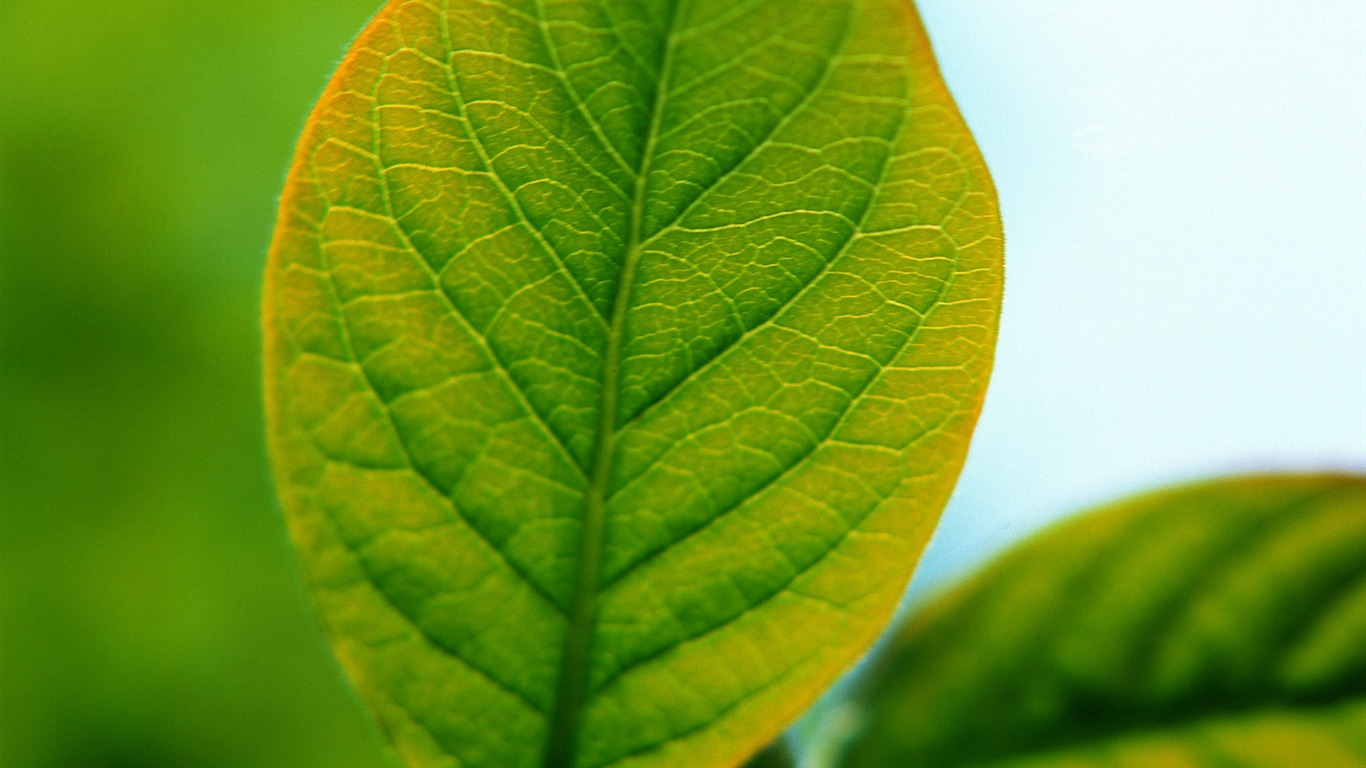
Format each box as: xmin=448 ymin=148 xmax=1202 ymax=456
xmin=840 ymin=474 xmax=1366 ymax=768
xmin=262 ymin=1 xmax=1001 ymax=766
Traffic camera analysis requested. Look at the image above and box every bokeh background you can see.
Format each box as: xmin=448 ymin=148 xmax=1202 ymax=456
xmin=1 ymin=1 xmax=1362 ymax=767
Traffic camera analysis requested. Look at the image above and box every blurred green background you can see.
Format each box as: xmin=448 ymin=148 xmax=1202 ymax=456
xmin=0 ymin=1 xmax=397 ymax=765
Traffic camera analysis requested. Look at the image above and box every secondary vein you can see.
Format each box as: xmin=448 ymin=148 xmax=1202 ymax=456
xmin=542 ymin=1 xmax=686 ymax=764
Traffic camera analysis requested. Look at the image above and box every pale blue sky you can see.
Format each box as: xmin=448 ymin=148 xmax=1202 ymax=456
xmin=910 ymin=0 xmax=1366 ymax=592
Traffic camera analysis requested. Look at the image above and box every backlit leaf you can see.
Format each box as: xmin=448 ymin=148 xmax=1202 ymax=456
xmin=262 ymin=1 xmax=1001 ymax=766
xmin=839 ymin=474 xmax=1366 ymax=768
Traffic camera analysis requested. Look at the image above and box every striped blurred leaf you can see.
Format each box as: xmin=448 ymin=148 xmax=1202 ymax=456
xmin=841 ymin=473 xmax=1366 ymax=768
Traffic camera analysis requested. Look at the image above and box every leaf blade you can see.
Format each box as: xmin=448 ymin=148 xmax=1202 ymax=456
xmin=838 ymin=474 xmax=1366 ymax=768
xmin=263 ymin=1 xmax=1002 ymax=766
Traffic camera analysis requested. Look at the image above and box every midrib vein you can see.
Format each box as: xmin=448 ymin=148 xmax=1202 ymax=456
xmin=542 ymin=2 xmax=684 ymax=765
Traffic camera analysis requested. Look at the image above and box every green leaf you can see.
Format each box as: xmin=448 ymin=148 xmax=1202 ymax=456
xmin=838 ymin=474 xmax=1366 ymax=768
xmin=262 ymin=0 xmax=1001 ymax=766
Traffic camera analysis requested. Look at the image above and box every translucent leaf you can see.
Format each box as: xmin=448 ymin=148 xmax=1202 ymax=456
xmin=263 ymin=1 xmax=1001 ymax=765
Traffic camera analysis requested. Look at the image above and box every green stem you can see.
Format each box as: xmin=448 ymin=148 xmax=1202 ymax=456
xmin=744 ymin=738 xmax=799 ymax=768
xmin=541 ymin=3 xmax=685 ymax=766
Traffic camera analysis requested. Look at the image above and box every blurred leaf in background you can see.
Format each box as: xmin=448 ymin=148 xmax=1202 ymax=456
xmin=0 ymin=1 xmax=397 ymax=766
xmin=838 ymin=474 xmax=1366 ymax=768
